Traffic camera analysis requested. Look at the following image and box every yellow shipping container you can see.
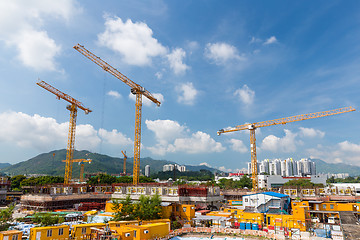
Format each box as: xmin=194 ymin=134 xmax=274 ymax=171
xmin=0 ymin=230 xmax=22 ymax=240
xmin=71 ymin=223 xmax=106 ymax=239
xmin=29 ymin=225 xmax=69 ymax=240
xmin=127 ymin=222 xmax=170 ymax=240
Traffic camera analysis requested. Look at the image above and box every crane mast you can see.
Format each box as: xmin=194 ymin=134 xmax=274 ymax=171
xmin=37 ymin=80 xmax=92 ymax=185
xmin=74 ymin=44 xmax=161 ymax=185
xmin=217 ymin=106 xmax=355 ymax=191
xmin=121 ymin=150 xmax=127 ymax=175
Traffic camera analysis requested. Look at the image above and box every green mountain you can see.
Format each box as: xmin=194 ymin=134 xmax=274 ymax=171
xmin=2 ymin=150 xmax=218 ymax=177
xmin=312 ymin=158 xmax=360 ymax=176
xmin=0 ymin=163 xmax=11 ymax=169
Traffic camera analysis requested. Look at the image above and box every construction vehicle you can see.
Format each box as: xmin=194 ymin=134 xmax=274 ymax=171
xmin=74 ymin=44 xmax=161 ymax=185
xmin=62 ymin=159 xmax=92 ymax=182
xmin=37 ymin=80 xmax=92 ymax=185
xmin=121 ymin=150 xmax=127 ymax=176
xmin=217 ymin=106 xmax=355 ymax=191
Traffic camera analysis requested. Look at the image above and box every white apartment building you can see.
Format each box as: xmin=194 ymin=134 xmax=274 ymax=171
xmin=248 ymin=158 xmax=317 ymax=177
xmin=163 ymin=164 xmax=186 ymax=172
xmin=145 ymin=165 xmax=150 ymax=177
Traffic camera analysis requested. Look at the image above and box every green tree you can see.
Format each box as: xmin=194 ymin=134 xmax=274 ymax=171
xmin=87 ymin=174 xmax=155 ymax=185
xmin=283 ymin=179 xmax=324 ymax=188
xmin=137 ymin=194 xmax=162 ymax=220
xmin=217 ymin=175 xmax=252 ymax=189
xmin=112 ymin=194 xmax=162 ymax=221
xmin=112 ymin=195 xmax=136 ymax=221
xmin=33 ymin=213 xmax=64 ymax=226
xmin=10 ymin=175 xmax=26 ymax=191
xmin=0 ymin=204 xmax=15 ymax=231
xmin=327 ymin=176 xmax=335 ymax=184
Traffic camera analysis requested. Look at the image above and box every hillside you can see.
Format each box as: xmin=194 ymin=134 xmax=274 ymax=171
xmin=2 ymin=149 xmax=219 ymax=177
xmin=312 ymin=158 xmax=360 ymax=176
xmin=0 ymin=163 xmax=11 ymax=170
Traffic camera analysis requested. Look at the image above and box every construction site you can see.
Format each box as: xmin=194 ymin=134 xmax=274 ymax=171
xmin=1 ymin=44 xmax=357 ymax=240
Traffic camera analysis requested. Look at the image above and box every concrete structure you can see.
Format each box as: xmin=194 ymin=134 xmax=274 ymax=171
xmin=215 ymin=173 xmax=245 ymax=182
xmin=112 ymin=185 xmax=223 ymax=209
xmin=0 ymin=177 xmax=10 ymax=204
xmin=144 ymin=165 xmax=150 ymax=177
xmin=21 ymin=192 xmax=110 ymax=210
xmin=258 ymin=174 xmax=327 ymax=189
xmin=242 ymin=192 xmax=290 ymax=213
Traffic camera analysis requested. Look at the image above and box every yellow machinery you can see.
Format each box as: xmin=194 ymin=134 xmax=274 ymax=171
xmin=121 ymin=150 xmax=127 ymax=175
xmin=62 ymin=159 xmax=92 ymax=182
xmin=74 ymin=44 xmax=161 ymax=185
xmin=217 ymin=106 xmax=355 ymax=191
xmin=37 ymin=80 xmax=92 ymax=185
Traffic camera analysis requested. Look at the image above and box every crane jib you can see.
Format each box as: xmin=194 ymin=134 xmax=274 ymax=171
xmin=73 ymin=44 xmax=161 ymax=107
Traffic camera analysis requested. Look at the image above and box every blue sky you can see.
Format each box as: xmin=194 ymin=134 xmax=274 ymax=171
xmin=0 ymin=0 xmax=360 ymax=172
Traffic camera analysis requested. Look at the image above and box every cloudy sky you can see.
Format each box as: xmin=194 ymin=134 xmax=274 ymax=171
xmin=1 ymin=0 xmax=360 ymax=172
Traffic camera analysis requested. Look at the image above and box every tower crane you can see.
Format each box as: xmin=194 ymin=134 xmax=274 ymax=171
xmin=62 ymin=159 xmax=92 ymax=182
xmin=37 ymin=80 xmax=92 ymax=185
xmin=73 ymin=44 xmax=161 ymax=185
xmin=121 ymin=150 xmax=127 ymax=176
xmin=217 ymin=106 xmax=355 ymax=191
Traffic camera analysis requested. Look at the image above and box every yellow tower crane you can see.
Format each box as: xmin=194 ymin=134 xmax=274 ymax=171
xmin=217 ymin=106 xmax=355 ymax=192
xmin=74 ymin=44 xmax=161 ymax=185
xmin=62 ymin=159 xmax=92 ymax=182
xmin=121 ymin=150 xmax=127 ymax=176
xmin=37 ymin=80 xmax=92 ymax=185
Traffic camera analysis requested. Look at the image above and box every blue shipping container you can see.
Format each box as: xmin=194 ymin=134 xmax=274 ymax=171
xmin=240 ymin=222 xmax=246 ymax=230
xmin=246 ymin=222 xmax=252 ymax=230
xmin=252 ymin=223 xmax=259 ymax=230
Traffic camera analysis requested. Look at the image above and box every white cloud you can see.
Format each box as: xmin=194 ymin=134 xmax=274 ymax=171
xmin=338 ymin=141 xmax=360 ymax=153
xmin=234 ymin=85 xmax=255 ymax=105
xmin=146 ymin=119 xmax=225 ymax=155
xmin=145 ymin=119 xmax=186 ymax=145
xmin=229 ymin=139 xmax=248 ymax=153
xmin=167 ymin=48 xmax=189 ymax=75
xmin=218 ymin=166 xmax=233 ymax=172
xmin=176 ymin=82 xmax=198 ymax=105
xmin=155 ymin=72 xmax=163 ymax=79
xmin=264 ymin=36 xmax=278 ymax=45
xmin=187 ymin=41 xmax=199 ymax=51
xmin=307 ymin=141 xmax=360 ymax=166
xmin=299 ymin=127 xmax=325 ymax=138
xmin=15 ymin=30 xmax=61 ymax=71
xmin=204 ymin=42 xmax=246 ymax=65
xmin=199 ymin=162 xmax=212 ymax=167
xmin=261 ymin=129 xmax=298 ymax=153
xmin=173 ymin=131 xmax=226 ymax=154
xmin=249 ymin=36 xmax=262 ymax=44
xmin=98 ymin=128 xmax=133 ymax=146
xmin=107 ymin=90 xmax=121 ymax=99
xmin=0 ymin=111 xmax=132 ymax=153
xmin=128 ymin=92 xmax=164 ymax=107
xmin=200 ymin=162 xmax=245 ymax=173
xmin=0 ymin=0 xmax=78 ymax=71
xmin=98 ymin=16 xmax=167 ymax=66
